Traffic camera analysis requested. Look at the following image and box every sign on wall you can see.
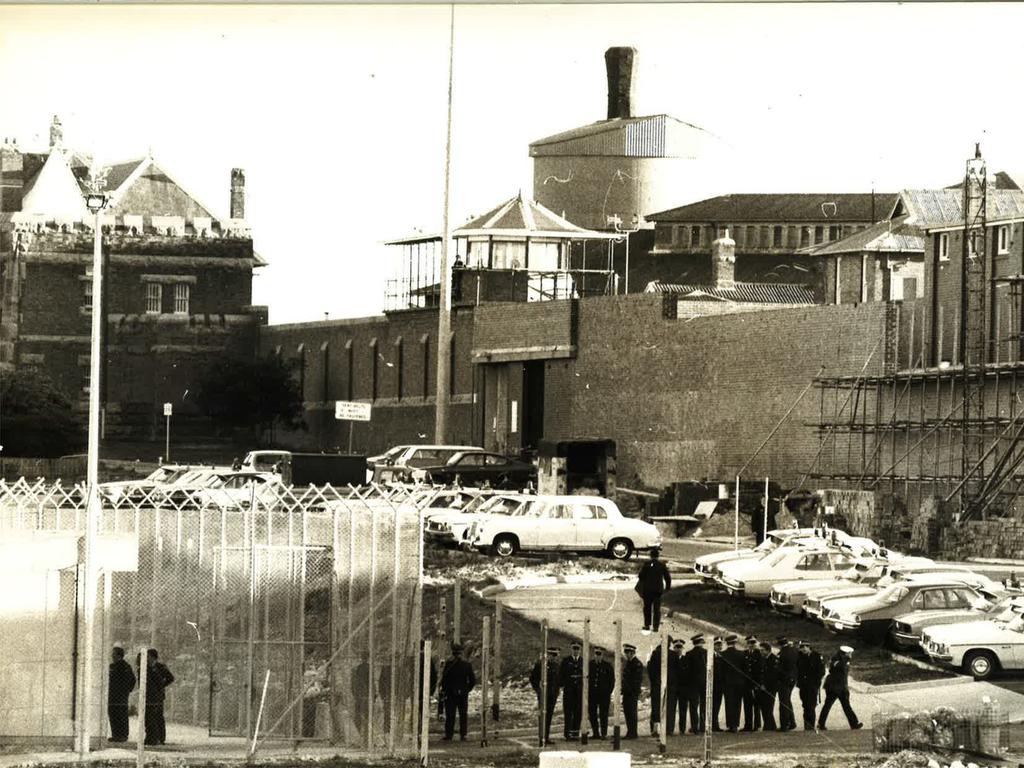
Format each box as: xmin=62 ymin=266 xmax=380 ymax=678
xmin=334 ymin=400 xmax=372 ymax=422
xmin=163 ymin=402 xmax=173 ymax=417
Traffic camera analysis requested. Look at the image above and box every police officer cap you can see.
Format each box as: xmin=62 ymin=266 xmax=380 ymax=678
xmin=570 ymin=641 xmax=582 ymax=649
xmin=725 ymin=635 xmax=738 ymax=645
xmin=623 ymin=644 xmax=637 ymax=652
xmin=713 ymin=636 xmax=724 ymax=645
xmin=547 ymin=646 xmax=560 ymax=654
xmin=691 ymin=634 xmax=705 ymax=644
xmin=593 ymin=647 xmax=605 ymax=655
xmin=798 ymin=640 xmax=810 ymax=648
xmin=451 ymin=643 xmax=464 ymax=653
xmin=672 ymin=638 xmax=685 ymax=648
xmin=839 ymin=645 xmax=854 ymax=655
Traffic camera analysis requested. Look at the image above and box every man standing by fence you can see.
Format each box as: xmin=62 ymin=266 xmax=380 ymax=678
xmin=721 ymin=635 xmax=746 ymax=733
xmin=588 ymin=647 xmax=614 ymax=740
xmin=620 ymin=644 xmax=643 ymax=740
xmin=560 ymin=642 xmax=584 ymax=740
xmin=796 ymin=641 xmax=825 ymax=731
xmin=107 ymin=646 xmax=135 ymax=742
xmin=440 ymin=643 xmax=475 ymax=741
xmin=711 ymin=637 xmax=725 ymax=732
xmin=776 ymin=636 xmax=798 ymax=731
xmin=636 ymin=548 xmax=671 ymax=634
xmin=530 ymin=647 xmax=561 ymax=745
xmin=685 ymin=634 xmax=707 ymax=734
xmin=140 ymin=649 xmax=174 ymax=746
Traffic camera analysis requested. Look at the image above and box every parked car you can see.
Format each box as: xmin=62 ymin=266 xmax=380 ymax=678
xmin=367 ymin=444 xmax=483 ymax=484
xmin=770 ymin=556 xmax=901 ymax=615
xmin=820 ymin=577 xmax=990 ymax=641
xmin=717 ymin=544 xmax=861 ymax=599
xmin=100 ymin=464 xmax=194 ymax=503
xmin=466 ymin=495 xmax=661 ymax=559
xmin=424 ymin=494 xmax=530 ymax=545
xmin=922 ymin=605 xmax=1024 ymax=679
xmin=889 ymin=593 xmax=1021 ymax=651
xmin=416 ymin=451 xmax=536 ymax=489
xmin=693 ymin=527 xmax=821 ymax=581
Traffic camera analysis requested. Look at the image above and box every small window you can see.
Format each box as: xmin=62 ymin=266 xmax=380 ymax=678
xmin=943 ymin=588 xmax=972 ymax=609
xmin=690 ymin=226 xmax=702 ymax=248
xmin=146 ymin=283 xmax=162 ymax=314
xmin=773 ymin=226 xmax=784 ymax=248
xmin=814 ymin=226 xmax=824 ymax=245
xmin=921 ymin=590 xmax=946 ymax=610
xmin=829 ymin=225 xmax=840 ymax=241
xmin=800 ymin=227 xmax=811 ymax=247
xmin=998 ymin=225 xmax=1010 ymax=255
xmin=745 ymin=226 xmax=757 ymax=247
xmin=173 ymin=283 xmax=190 ymax=314
xmin=938 ymin=232 xmax=950 ymax=261
xmin=546 ymin=505 xmax=572 ymax=520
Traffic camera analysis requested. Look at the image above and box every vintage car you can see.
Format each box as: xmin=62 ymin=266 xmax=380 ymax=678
xmin=922 ymin=605 xmax=1024 ymax=679
xmin=415 ymin=450 xmax=537 ymax=489
xmin=366 ymin=444 xmax=483 ymax=484
xmin=100 ymin=464 xmax=195 ymax=503
xmin=424 ymin=493 xmax=529 ymax=545
xmin=820 ymin=577 xmax=989 ymax=641
xmin=693 ymin=527 xmax=821 ymax=581
xmin=466 ymin=495 xmax=661 ymax=559
xmin=889 ymin=592 xmax=1021 ymax=650
xmin=717 ymin=544 xmax=861 ymax=599
xmin=769 ymin=555 xmax=904 ymax=615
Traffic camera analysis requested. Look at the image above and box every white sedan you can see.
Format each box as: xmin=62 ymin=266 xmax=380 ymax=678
xmin=693 ymin=527 xmax=820 ymax=581
xmin=922 ymin=608 xmax=1024 ymax=679
xmin=424 ymin=494 xmax=529 ymax=545
xmin=467 ymin=496 xmax=661 ymax=559
xmin=717 ymin=545 xmax=860 ymax=599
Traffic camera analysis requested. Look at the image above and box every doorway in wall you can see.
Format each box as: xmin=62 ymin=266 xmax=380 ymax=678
xmin=522 ymin=361 xmax=545 ymax=451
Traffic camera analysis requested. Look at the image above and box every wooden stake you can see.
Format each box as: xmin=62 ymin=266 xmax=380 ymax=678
xmin=659 ymin=632 xmax=668 ymax=753
xmin=539 ymin=621 xmax=548 ymax=748
xmin=136 ymin=647 xmax=148 ymax=768
xmin=420 ymin=640 xmax=431 ymax=767
xmin=612 ymin=620 xmax=622 ymax=750
xmin=481 ymin=617 xmax=490 ymax=746
xmin=581 ymin=618 xmax=590 ymax=745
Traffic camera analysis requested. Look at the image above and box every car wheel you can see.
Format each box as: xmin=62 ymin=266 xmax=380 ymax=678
xmin=607 ymin=538 xmax=634 ymax=560
xmin=964 ymin=650 xmax=998 ymax=681
xmin=491 ymin=534 xmax=519 ymax=558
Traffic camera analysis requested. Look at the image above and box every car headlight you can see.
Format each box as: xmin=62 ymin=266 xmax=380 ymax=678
xmin=844 ymin=614 xmax=861 ymax=626
xmin=776 ymin=592 xmax=788 ymax=602
xmin=893 ymin=621 xmax=909 ymax=633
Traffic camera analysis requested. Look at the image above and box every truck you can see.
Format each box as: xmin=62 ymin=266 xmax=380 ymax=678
xmin=241 ymin=450 xmax=367 ymax=486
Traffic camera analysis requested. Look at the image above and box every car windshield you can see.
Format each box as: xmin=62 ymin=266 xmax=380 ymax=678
xmin=879 ymin=585 xmax=909 ymax=604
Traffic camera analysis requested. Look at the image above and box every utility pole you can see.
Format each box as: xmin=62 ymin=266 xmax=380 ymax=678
xmin=434 ymin=5 xmax=455 ymax=443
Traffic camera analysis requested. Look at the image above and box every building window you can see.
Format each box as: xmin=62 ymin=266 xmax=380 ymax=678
xmin=772 ymin=226 xmax=783 ymax=248
xmin=449 ymin=333 xmax=456 ymax=396
xmin=829 ymin=225 xmax=840 ymax=241
xmin=369 ymin=339 xmax=378 ymax=402
xmin=814 ymin=226 xmax=824 ymax=245
xmin=745 ymin=225 xmax=757 ymax=247
xmin=422 ymin=334 xmax=430 ymax=398
xmin=998 ymin=225 xmax=1010 ymax=255
xmin=800 ymin=227 xmax=811 ymax=247
xmin=394 ymin=337 xmax=404 ymax=401
xmin=146 ymin=283 xmax=162 ymax=314
xmin=173 ymin=283 xmax=190 ymax=314
xmin=345 ymin=340 xmax=354 ymax=400
xmin=83 ymin=271 xmax=93 ymax=311
xmin=690 ymin=226 xmax=702 ymax=248
xmin=938 ymin=232 xmax=949 ymax=261
xmin=320 ymin=341 xmax=330 ymax=401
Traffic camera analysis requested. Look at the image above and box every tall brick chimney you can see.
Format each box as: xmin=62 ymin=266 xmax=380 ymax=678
xmin=605 ymin=47 xmax=637 ymax=120
xmin=230 ymin=168 xmax=245 ymax=219
xmin=711 ymin=229 xmax=736 ymax=288
xmin=49 ymin=115 xmax=63 ymax=150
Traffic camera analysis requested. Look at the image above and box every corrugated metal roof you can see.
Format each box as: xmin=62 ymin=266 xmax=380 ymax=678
xmin=811 ymin=215 xmax=925 ymax=256
xmin=453 ymin=192 xmax=617 ymax=239
xmin=529 ymin=114 xmax=713 ymax=159
xmin=645 ymin=280 xmax=816 ymax=305
xmin=648 ymin=193 xmax=897 ymax=223
xmin=897 ymin=188 xmax=1024 ymax=228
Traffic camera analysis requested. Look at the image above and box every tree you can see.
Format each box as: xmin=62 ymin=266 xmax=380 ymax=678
xmin=193 ymin=355 xmax=305 ymax=443
xmin=1 ymin=367 xmax=83 ymax=457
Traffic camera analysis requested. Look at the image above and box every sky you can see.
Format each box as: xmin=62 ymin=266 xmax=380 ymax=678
xmin=3 ymin=3 xmax=1024 ymax=324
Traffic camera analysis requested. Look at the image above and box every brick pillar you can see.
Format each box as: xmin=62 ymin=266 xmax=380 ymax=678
xmin=230 ymin=168 xmax=245 ymax=219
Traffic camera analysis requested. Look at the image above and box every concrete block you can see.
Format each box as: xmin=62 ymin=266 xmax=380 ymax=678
xmin=539 ymin=751 xmax=584 ymax=768
xmin=583 ymin=752 xmax=631 ymax=768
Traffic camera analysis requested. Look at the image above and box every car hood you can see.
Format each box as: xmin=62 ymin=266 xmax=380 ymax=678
xmin=696 ymin=549 xmax=757 ymax=568
xmin=896 ymin=609 xmax=983 ymax=630
xmin=718 ymin=558 xmax=769 ymax=581
xmin=821 ymin=594 xmax=883 ymax=614
xmin=773 ymin=578 xmax=841 ymax=595
xmin=807 ymin=584 xmax=876 ymax=602
xmin=924 ymin=620 xmax=1023 ymax=644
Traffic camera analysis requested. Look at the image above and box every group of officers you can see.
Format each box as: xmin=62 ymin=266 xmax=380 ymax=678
xmin=525 ymin=634 xmax=862 ymax=744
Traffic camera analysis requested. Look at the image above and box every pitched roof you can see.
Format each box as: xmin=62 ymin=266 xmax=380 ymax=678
xmin=944 ymin=171 xmax=1021 ymax=191
xmin=529 ymin=114 xmax=716 ymax=159
xmin=811 ymin=215 xmax=925 ymax=256
xmin=648 ymin=193 xmax=898 ymax=224
xmin=454 ymin=192 xmax=617 ymax=239
xmin=644 ymin=280 xmax=816 ymax=305
xmin=893 ymin=188 xmax=1024 ymax=228
xmin=20 ymin=150 xmax=88 ymax=218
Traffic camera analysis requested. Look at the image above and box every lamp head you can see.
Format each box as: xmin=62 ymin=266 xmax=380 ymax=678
xmin=85 ymin=192 xmax=109 ymax=213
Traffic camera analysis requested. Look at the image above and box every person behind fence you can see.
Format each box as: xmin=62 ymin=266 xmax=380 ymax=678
xmin=711 ymin=637 xmax=725 ymax=732
xmin=817 ymin=645 xmax=863 ymax=731
xmin=530 ymin=646 xmax=561 ymax=745
xmin=560 ymin=641 xmax=584 ymax=740
xmin=351 ymin=660 xmax=371 ymax=738
xmin=620 ymin=643 xmax=643 ymax=740
xmin=138 ymin=649 xmax=174 ymax=746
xmin=665 ymin=637 xmax=686 ymax=736
xmin=683 ymin=634 xmax=707 ymax=734
xmin=721 ymin=635 xmax=746 ymax=733
xmin=440 ymin=643 xmax=475 ymax=741
xmin=647 ymin=641 xmax=662 ymax=736
xmin=796 ymin=640 xmax=825 ymax=731
xmin=742 ymin=636 xmax=762 ymax=732
xmin=636 ymin=548 xmax=671 ymax=634
xmin=107 ymin=645 xmax=135 ymax=743
xmin=776 ymin=636 xmax=798 ymax=731
xmin=757 ymin=641 xmax=778 ymax=731
xmin=587 ymin=646 xmax=614 ymax=739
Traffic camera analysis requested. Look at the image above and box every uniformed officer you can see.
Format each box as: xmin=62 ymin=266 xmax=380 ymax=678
xmin=742 ymin=636 xmax=762 ymax=732
xmin=776 ymin=636 xmax=799 ymax=731
xmin=621 ymin=644 xmax=644 ymax=740
xmin=818 ymin=646 xmax=863 ymax=731
xmin=440 ymin=643 xmax=476 ymax=741
xmin=757 ymin=641 xmax=778 ymax=731
xmin=721 ymin=635 xmax=746 ymax=733
xmin=665 ymin=637 xmax=686 ymax=736
xmin=684 ymin=634 xmax=707 ymax=734
xmin=647 ymin=642 xmax=662 ymax=736
xmin=711 ymin=637 xmax=726 ymax=732
xmin=796 ymin=641 xmax=825 ymax=730
xmin=560 ymin=642 xmax=585 ymax=740
xmin=530 ymin=647 xmax=562 ymax=745
xmin=587 ymin=647 xmax=615 ymax=739
xmin=107 ymin=646 xmax=135 ymax=742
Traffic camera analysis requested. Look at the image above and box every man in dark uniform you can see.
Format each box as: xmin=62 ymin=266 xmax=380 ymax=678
xmin=665 ymin=637 xmax=686 ymax=736
xmin=560 ymin=642 xmax=584 ymax=740
xmin=621 ymin=644 xmax=644 ymax=740
xmin=140 ymin=649 xmax=174 ymax=746
xmin=757 ymin=641 xmax=778 ymax=731
xmin=796 ymin=641 xmax=825 ymax=731
xmin=742 ymin=636 xmax=762 ymax=732
xmin=711 ymin=637 xmax=725 ymax=732
xmin=818 ymin=646 xmax=863 ymax=731
xmin=647 ymin=642 xmax=662 ymax=736
xmin=776 ymin=636 xmax=799 ymax=731
xmin=685 ymin=634 xmax=707 ymax=734
xmin=440 ymin=643 xmax=476 ymax=741
xmin=530 ymin=647 xmax=561 ymax=745
xmin=636 ymin=549 xmax=672 ymax=633
xmin=588 ymin=647 xmax=614 ymax=739
xmin=107 ymin=645 xmax=135 ymax=742
xmin=721 ymin=635 xmax=746 ymax=733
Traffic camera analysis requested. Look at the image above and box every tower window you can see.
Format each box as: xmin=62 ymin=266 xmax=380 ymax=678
xmin=146 ymin=283 xmax=162 ymax=314
xmin=690 ymin=226 xmax=702 ymax=248
xmin=938 ymin=232 xmax=949 ymax=261
xmin=998 ymin=225 xmax=1011 ymax=255
xmin=173 ymin=283 xmax=190 ymax=314
xmin=772 ymin=226 xmax=784 ymax=248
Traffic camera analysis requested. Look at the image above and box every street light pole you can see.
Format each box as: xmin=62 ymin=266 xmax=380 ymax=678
xmin=433 ymin=5 xmax=455 ymax=444
xmin=79 ymin=189 xmax=109 ymax=754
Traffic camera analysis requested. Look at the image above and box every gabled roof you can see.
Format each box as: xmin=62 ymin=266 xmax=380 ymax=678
xmin=944 ymin=171 xmax=1021 ymax=191
xmin=454 ymin=192 xmax=617 ymax=240
xmin=529 ymin=114 xmax=716 ymax=159
xmin=811 ymin=215 xmax=924 ymax=256
xmin=648 ymin=193 xmax=898 ymax=224
xmin=645 ymin=280 xmax=816 ymax=305
xmin=20 ymin=150 xmax=88 ymax=218
xmin=893 ymin=188 xmax=1024 ymax=229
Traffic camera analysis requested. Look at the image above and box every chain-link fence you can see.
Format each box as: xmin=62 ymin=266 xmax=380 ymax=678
xmin=0 ymin=479 xmax=423 ymax=756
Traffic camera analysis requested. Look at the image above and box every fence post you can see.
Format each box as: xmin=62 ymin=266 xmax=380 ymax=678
xmin=612 ymin=620 xmax=622 ymax=750
xmin=368 ymin=512 xmax=379 ymax=752
xmin=580 ymin=617 xmax=590 ymax=745
xmin=659 ymin=632 xmax=668 ymax=754
xmin=493 ymin=601 xmax=502 ymax=730
xmin=420 ymin=639 xmax=431 ymax=767
xmin=388 ymin=505 xmax=400 ymax=754
xmin=481 ymin=616 xmax=490 ymax=747
xmin=136 ymin=647 xmax=148 ymax=768
xmin=704 ymin=639 xmax=714 ymax=767
xmin=248 ymin=669 xmax=271 ymax=763
xmin=453 ymin=578 xmax=461 ymax=646
xmin=539 ymin=621 xmax=548 ymax=748
xmin=438 ymin=596 xmax=447 ymax=720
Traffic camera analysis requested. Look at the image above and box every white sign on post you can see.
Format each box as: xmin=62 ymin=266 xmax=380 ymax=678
xmin=163 ymin=402 xmax=173 ymax=417
xmin=334 ymin=400 xmax=372 ymax=422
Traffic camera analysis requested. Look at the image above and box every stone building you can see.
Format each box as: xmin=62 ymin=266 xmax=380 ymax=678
xmin=0 ymin=117 xmax=266 ymax=443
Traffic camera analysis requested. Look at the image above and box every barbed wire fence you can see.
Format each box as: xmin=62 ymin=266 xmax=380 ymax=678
xmin=0 ymin=479 xmax=424 ymax=758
